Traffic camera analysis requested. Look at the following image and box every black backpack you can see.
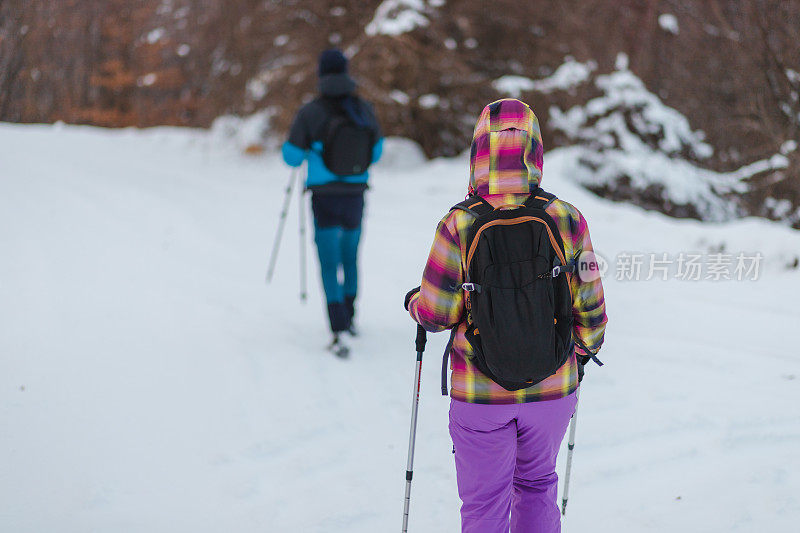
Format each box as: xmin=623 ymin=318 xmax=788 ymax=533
xmin=444 ymin=189 xmax=576 ymax=392
xmin=320 ymin=98 xmax=376 ymax=177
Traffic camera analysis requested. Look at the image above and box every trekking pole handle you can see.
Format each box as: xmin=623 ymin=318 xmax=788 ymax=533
xmin=415 ymin=325 xmax=427 ymax=355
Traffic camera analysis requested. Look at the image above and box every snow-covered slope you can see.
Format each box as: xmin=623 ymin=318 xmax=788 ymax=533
xmin=1 ymin=123 xmax=799 ymax=532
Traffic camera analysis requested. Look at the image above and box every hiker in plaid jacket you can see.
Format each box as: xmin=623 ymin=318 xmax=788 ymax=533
xmin=406 ymin=98 xmax=607 ymax=532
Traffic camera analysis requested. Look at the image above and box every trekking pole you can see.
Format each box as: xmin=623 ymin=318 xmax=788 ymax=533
xmin=297 ymin=168 xmax=308 ymax=302
xmin=402 ymin=324 xmax=427 ymax=532
xmin=561 ymin=387 xmax=581 ymax=516
xmin=265 ymin=168 xmax=299 ymax=284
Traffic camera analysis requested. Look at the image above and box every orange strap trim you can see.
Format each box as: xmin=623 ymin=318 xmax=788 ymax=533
xmin=466 ymin=216 xmax=567 ymax=270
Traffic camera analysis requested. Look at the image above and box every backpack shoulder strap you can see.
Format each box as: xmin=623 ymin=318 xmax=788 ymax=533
xmin=316 ymin=98 xmax=346 ymax=146
xmin=523 ymin=187 xmax=558 ymax=210
xmin=450 ymin=196 xmax=492 ymax=280
xmin=441 ymin=327 xmax=458 ymax=396
xmin=523 ymin=188 xmax=573 ymax=272
xmin=450 ymin=196 xmax=494 ymax=218
xmin=439 ymin=196 xmax=493 ymax=388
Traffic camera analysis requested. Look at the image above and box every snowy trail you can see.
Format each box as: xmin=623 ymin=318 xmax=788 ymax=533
xmin=1 ymin=123 xmax=799 ymax=532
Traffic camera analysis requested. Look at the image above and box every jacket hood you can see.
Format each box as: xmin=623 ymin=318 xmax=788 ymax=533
xmin=318 ymin=73 xmax=356 ymax=97
xmin=469 ymin=99 xmax=544 ymax=196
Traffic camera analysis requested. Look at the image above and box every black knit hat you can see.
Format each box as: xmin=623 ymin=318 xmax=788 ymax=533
xmin=318 ymin=49 xmax=348 ymax=76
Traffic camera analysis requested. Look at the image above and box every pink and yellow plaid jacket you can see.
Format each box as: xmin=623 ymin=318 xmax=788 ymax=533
xmin=407 ymin=99 xmax=607 ymax=404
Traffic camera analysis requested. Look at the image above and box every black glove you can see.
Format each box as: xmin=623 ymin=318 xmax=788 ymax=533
xmin=575 ymin=342 xmax=601 ymax=383
xmin=575 ymin=345 xmax=590 ymax=383
xmin=404 ymin=286 xmax=421 ymax=310
xmin=577 ymin=357 xmax=586 ymax=382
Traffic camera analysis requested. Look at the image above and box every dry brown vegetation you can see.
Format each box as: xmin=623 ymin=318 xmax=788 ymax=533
xmin=1 ymin=0 xmax=798 ymax=224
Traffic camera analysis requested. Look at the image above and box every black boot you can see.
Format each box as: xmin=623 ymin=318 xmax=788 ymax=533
xmin=327 ymin=302 xmax=351 ymax=333
xmin=344 ymin=295 xmax=358 ymax=336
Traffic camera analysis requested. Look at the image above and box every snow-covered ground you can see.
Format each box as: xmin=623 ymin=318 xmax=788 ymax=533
xmin=1 ymin=123 xmax=799 ymax=532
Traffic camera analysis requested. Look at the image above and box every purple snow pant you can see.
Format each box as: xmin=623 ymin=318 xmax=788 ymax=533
xmin=448 ymin=392 xmax=578 ymax=533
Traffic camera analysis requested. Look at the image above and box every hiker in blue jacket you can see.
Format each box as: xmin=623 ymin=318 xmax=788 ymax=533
xmin=282 ymin=49 xmax=383 ymax=353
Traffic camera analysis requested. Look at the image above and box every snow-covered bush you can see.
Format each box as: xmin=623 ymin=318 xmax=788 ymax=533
xmin=549 ymin=54 xmax=789 ymax=222
xmin=209 ymin=109 xmax=278 ymax=153
xmin=373 ymin=137 xmax=427 ymax=170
